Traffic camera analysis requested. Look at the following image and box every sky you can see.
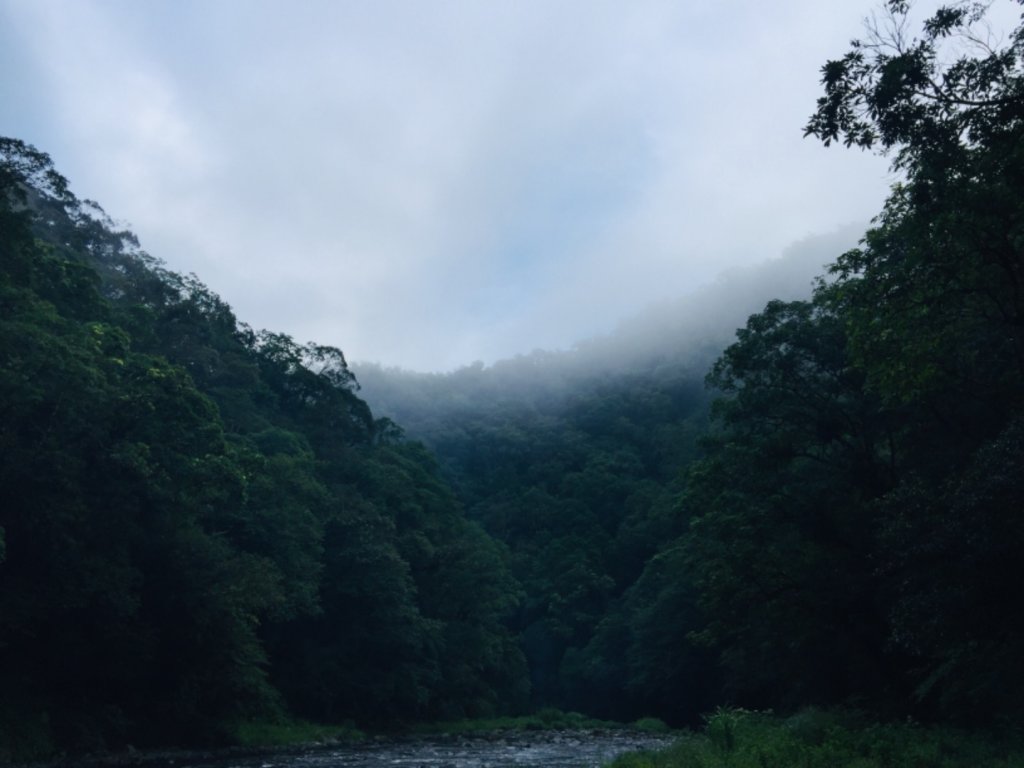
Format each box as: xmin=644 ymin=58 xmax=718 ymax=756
xmin=0 ymin=0 xmax=906 ymax=371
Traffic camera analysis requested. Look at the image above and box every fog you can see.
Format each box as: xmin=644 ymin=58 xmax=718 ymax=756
xmin=353 ymin=224 xmax=860 ymax=429
xmin=0 ymin=1 xmax=895 ymax=371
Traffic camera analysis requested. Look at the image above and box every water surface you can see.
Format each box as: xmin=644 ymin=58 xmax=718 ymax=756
xmin=181 ymin=731 xmax=674 ymax=768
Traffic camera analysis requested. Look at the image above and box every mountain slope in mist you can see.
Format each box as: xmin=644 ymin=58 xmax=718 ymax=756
xmin=354 ymin=224 xmax=862 ymax=432
xmin=350 ymin=225 xmax=863 ymax=719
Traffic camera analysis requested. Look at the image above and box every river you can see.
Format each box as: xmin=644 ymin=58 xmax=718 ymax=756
xmin=156 ymin=731 xmax=676 ymax=768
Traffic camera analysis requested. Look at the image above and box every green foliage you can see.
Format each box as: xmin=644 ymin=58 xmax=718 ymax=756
xmin=632 ymin=718 xmax=672 ymax=734
xmin=3 ymin=0 xmax=1022 ymax=749
xmin=353 ymin=231 xmax=856 ymax=725
xmin=668 ymin=0 xmax=1024 ymax=723
xmin=879 ymin=417 xmax=1024 ymax=715
xmin=0 ymin=701 xmax=55 ymax=764
xmin=607 ymin=709 xmax=1024 ymax=768
xmin=232 ymin=718 xmax=364 ymax=747
xmin=804 ymin=0 xmax=1024 ymax=168
xmin=0 ymin=138 xmax=528 ymax=756
xmin=357 ymin=356 xmax=713 ymax=722
xmin=678 ymin=295 xmax=898 ymax=708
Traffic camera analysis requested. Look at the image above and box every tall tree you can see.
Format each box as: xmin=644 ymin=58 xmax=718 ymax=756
xmin=677 ymin=0 xmax=1024 ymax=720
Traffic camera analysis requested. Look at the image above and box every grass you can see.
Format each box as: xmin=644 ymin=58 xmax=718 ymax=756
xmin=410 ymin=707 xmax=632 ymax=734
xmin=631 ymin=717 xmax=672 ymax=734
xmin=232 ymin=717 xmax=365 ymax=747
xmin=606 ymin=708 xmax=1024 ymax=768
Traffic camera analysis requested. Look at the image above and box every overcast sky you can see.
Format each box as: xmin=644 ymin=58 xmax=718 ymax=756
xmin=1 ymin=1 xmax=904 ymax=371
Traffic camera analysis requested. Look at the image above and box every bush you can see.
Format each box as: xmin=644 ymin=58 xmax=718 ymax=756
xmin=0 ymin=704 xmax=55 ymax=763
xmin=633 ymin=717 xmax=671 ymax=733
xmin=232 ymin=718 xmax=363 ymax=747
xmin=605 ymin=709 xmax=1024 ymax=768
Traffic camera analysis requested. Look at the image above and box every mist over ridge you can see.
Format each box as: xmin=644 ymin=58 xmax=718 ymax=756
xmin=352 ymin=223 xmax=863 ymax=427
xmin=0 ymin=1 xmax=894 ymax=374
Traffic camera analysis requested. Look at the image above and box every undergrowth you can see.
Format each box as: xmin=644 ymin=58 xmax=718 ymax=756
xmin=607 ymin=708 xmax=1024 ymax=768
xmin=232 ymin=718 xmax=364 ymax=747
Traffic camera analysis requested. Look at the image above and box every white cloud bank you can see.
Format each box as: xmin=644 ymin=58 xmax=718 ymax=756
xmin=0 ymin=0 xmax=913 ymax=370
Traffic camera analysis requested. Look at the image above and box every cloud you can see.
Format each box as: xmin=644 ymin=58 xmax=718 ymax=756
xmin=0 ymin=0 xmax=903 ymax=370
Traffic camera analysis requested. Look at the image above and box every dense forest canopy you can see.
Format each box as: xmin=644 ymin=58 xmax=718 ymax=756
xmin=352 ymin=227 xmax=858 ymax=721
xmin=1 ymin=0 xmax=1023 ymax=761
xmin=686 ymin=0 xmax=1024 ymax=718
xmin=0 ymin=138 xmax=527 ymax=757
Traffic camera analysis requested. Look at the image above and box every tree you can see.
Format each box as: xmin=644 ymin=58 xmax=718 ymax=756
xmin=1 ymin=137 xmax=532 ymax=754
xmin=805 ymin=1 xmax=1024 ymax=167
xmin=677 ymin=0 xmax=1024 ymax=718
xmin=806 ymin=1 xmax=1024 ymax=427
xmin=680 ymin=296 xmax=901 ymax=709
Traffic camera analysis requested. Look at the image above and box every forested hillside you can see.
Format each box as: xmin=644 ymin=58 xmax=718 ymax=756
xmin=0 ymin=139 xmax=527 ymax=758
xmin=353 ymin=228 xmax=857 ymax=723
xmin=1 ymin=0 xmax=1022 ymax=762
xmin=363 ymin=0 xmax=1024 ymax=729
xmin=675 ymin=0 xmax=1024 ymax=722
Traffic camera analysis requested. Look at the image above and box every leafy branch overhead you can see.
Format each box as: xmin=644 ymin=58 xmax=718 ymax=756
xmin=805 ymin=0 xmax=1024 ymax=170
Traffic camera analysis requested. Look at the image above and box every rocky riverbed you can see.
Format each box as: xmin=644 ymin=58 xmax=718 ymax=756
xmin=63 ymin=730 xmax=676 ymax=768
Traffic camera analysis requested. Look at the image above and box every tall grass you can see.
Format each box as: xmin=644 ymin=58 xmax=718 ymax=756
xmin=607 ymin=708 xmax=1024 ymax=768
